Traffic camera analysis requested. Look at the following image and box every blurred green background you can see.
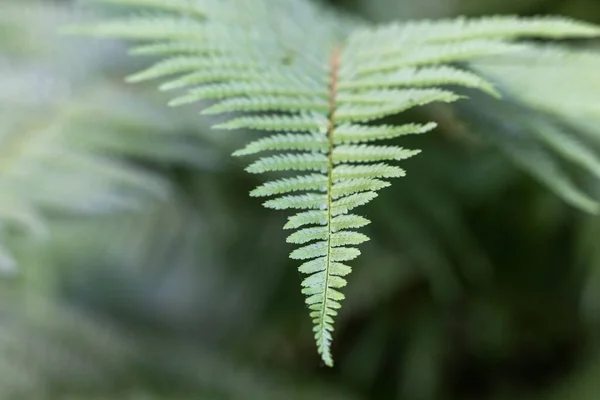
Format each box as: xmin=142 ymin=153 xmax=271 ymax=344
xmin=2 ymin=0 xmax=600 ymax=398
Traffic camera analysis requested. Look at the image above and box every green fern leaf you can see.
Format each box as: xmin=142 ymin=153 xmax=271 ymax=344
xmin=72 ymin=0 xmax=600 ymax=366
xmin=334 ymin=122 xmax=437 ymax=143
xmin=251 ymin=175 xmax=328 ymax=197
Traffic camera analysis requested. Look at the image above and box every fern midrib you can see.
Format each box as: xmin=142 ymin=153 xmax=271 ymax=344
xmin=319 ymin=46 xmax=340 ymax=360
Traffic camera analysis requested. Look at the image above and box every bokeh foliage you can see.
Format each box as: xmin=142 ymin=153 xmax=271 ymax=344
xmin=2 ymin=0 xmax=600 ymax=398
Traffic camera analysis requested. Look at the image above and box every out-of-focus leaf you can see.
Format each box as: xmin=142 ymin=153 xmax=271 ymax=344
xmin=453 ymin=91 xmax=600 ymax=214
xmin=470 ymin=46 xmax=600 ymax=139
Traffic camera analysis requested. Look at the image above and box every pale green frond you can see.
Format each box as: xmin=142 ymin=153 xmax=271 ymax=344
xmin=302 ymin=271 xmax=337 ymax=288
xmin=351 ymin=41 xmax=529 ymax=75
xmin=324 ymin=275 xmax=347 ymax=288
xmin=291 ymin=242 xmax=361 ymax=261
xmin=332 ymin=145 xmax=421 ymax=163
xmin=73 ymin=0 xmax=600 ymax=367
xmin=331 ymin=178 xmax=390 ymax=199
xmin=330 ymin=262 xmax=352 ymax=276
xmin=283 ymin=210 xmax=328 ymax=230
xmin=245 ymin=154 xmax=328 ymax=174
xmin=298 ymin=257 xmax=327 ymax=274
xmin=250 ymin=175 xmax=328 ymax=197
xmin=290 ymin=241 xmax=331 ymax=260
xmin=337 ymin=88 xmax=460 ymax=105
xmin=161 ymin=68 xmax=324 ymax=91
xmin=342 ymin=87 xmax=462 ymax=104
xmin=309 ymin=279 xmax=343 ymax=294
xmin=469 ymin=46 xmax=600 ymax=123
xmin=170 ymin=83 xmax=327 ymax=106
xmin=334 ymin=122 xmax=437 ymax=143
xmin=329 ymin=247 xmax=362 ymax=261
xmin=347 ymin=16 xmax=600 ymax=55
xmin=333 ymin=164 xmax=406 ymax=179
xmin=160 ymin=70 xmax=265 ymax=91
xmin=331 ymin=214 xmax=370 ymax=231
xmin=137 ymin=39 xmax=233 ymax=58
xmin=330 ymin=231 xmax=369 ymax=247
xmin=339 ymin=66 xmax=499 ymax=97
xmin=421 ymin=15 xmax=600 ymax=41
xmin=263 ymin=193 xmax=327 ymax=211
xmin=126 ymin=56 xmax=260 ymax=82
xmin=335 ymin=90 xmax=462 ymax=123
xmin=233 ymin=133 xmax=328 ymax=156
xmin=202 ymin=96 xmax=329 ymax=115
xmin=216 ymin=114 xmax=328 ymax=132
xmin=287 ymin=227 xmax=329 ymax=244
xmin=331 ymin=192 xmax=379 ymax=216
xmin=300 ymin=258 xmax=354 ymax=277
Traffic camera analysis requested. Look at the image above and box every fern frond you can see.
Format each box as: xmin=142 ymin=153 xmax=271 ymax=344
xmin=347 ymin=15 xmax=600 ymax=53
xmin=251 ymin=175 xmax=328 ymax=197
xmin=202 ymin=96 xmax=330 ymax=115
xmin=73 ymin=0 xmax=600 ymax=366
xmin=215 ymin=114 xmax=328 ymax=132
xmin=170 ymin=83 xmax=326 ymax=106
xmin=463 ymin=45 xmax=600 ymax=212
xmin=334 ymin=122 xmax=437 ymax=143
xmin=469 ymin=45 xmax=600 ymax=124
xmin=339 ymin=65 xmax=500 ymax=97
xmin=354 ymin=41 xmax=530 ymax=75
xmin=331 ymin=178 xmax=390 ymax=198
xmin=332 ymin=145 xmax=420 ymax=163
xmin=246 ymin=153 xmax=329 ymax=174
xmin=333 ymin=164 xmax=407 ymax=179
xmin=126 ymin=56 xmax=262 ymax=82
xmin=334 ymin=89 xmax=463 ymax=123
xmin=264 ymin=193 xmax=326 ymax=211
xmin=235 ymin=133 xmax=328 ymax=157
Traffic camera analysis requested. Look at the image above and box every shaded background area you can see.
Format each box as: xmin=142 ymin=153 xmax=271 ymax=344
xmin=1 ymin=0 xmax=600 ymax=398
